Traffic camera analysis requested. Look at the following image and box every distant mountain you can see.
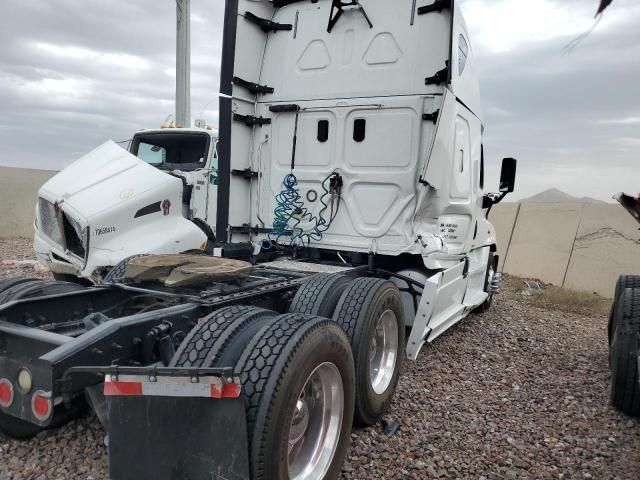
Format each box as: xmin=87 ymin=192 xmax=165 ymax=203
xmin=521 ymin=188 xmax=608 ymax=205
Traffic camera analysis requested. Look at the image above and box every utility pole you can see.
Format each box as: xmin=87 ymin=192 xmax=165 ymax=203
xmin=176 ymin=0 xmax=191 ymax=127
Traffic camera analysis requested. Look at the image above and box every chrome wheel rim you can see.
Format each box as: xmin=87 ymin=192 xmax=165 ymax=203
xmin=288 ymin=362 xmax=344 ymax=480
xmin=369 ymin=309 xmax=399 ymax=395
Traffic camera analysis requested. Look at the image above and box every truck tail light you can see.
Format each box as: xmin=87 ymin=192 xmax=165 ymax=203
xmin=31 ymin=390 xmax=52 ymax=421
xmin=0 ymin=379 xmax=14 ymax=408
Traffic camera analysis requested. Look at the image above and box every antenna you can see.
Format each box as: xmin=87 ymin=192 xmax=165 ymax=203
xmin=176 ymin=0 xmax=191 ymax=127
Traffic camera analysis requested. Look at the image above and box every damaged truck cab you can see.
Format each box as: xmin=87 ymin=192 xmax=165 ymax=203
xmin=33 ymin=127 xmax=219 ymax=282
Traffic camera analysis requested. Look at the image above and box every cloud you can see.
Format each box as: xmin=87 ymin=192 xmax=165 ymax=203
xmin=461 ymin=0 xmax=640 ymax=201
xmin=0 ymin=0 xmax=224 ymax=169
xmin=598 ymin=116 xmax=640 ymax=125
xmin=0 ymin=0 xmax=637 ymax=203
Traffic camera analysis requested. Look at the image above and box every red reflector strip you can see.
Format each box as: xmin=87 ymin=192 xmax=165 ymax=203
xmin=209 ymin=383 xmax=241 ymax=399
xmin=104 ymin=376 xmax=241 ymax=399
xmin=222 ymin=383 xmax=241 ymax=399
xmin=104 ymin=381 xmax=143 ymax=397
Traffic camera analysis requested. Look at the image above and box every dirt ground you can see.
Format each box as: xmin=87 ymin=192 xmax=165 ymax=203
xmin=0 ymin=237 xmax=638 ymax=479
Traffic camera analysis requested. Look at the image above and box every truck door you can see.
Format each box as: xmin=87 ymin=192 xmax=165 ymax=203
xmin=187 ymin=138 xmax=218 ymax=237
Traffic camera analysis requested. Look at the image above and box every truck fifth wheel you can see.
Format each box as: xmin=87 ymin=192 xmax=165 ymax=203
xmin=0 ymin=1 xmax=517 ymax=478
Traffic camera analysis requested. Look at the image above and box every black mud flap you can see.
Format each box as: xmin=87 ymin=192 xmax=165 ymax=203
xmin=105 ymin=369 xmax=250 ymax=480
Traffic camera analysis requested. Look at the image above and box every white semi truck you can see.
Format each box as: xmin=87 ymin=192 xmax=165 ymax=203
xmin=33 ymin=126 xmax=219 ymax=282
xmin=0 ymin=1 xmax=516 ymax=479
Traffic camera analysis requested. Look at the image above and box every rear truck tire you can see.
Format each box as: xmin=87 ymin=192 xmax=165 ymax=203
xmin=610 ymin=287 xmax=640 ymax=416
xmin=288 ymin=273 xmax=353 ymax=318
xmin=475 ymin=251 xmax=497 ymax=313
xmin=236 ymin=314 xmax=355 ymax=480
xmin=332 ymin=278 xmax=404 ymax=426
xmin=171 ymin=305 xmax=277 ymax=367
xmin=102 ymin=254 xmax=149 ymax=284
xmin=610 ymin=275 xmax=640 ymax=345
xmin=172 ymin=310 xmax=355 ymax=479
xmin=0 ymin=279 xmax=85 ymax=305
xmin=0 ymin=277 xmax=37 ymax=297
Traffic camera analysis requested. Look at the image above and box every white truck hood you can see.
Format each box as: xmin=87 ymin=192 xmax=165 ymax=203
xmin=40 ymin=141 xmax=179 ymax=220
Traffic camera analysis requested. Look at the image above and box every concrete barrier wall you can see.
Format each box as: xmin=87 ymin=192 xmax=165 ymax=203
xmin=502 ymin=203 xmax=583 ymax=286
xmin=0 ymin=166 xmax=57 ymax=238
xmin=1 ymin=166 xmax=638 ymax=297
xmin=489 ymin=202 xmax=519 ymax=271
xmin=491 ymin=203 xmax=640 ymax=298
xmin=563 ymin=204 xmax=640 ymax=297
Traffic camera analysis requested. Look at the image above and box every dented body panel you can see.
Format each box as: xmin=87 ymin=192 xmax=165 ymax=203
xmin=34 ymin=129 xmax=219 ymax=281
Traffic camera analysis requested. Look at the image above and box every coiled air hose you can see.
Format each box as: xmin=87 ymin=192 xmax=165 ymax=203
xmin=261 ymin=171 xmax=342 ymax=250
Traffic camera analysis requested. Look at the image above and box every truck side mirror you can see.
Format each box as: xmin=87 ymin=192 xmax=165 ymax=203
xmin=499 ymin=158 xmax=517 ymax=193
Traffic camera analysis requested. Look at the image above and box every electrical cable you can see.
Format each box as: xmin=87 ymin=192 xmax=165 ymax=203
xmin=261 ymin=171 xmax=342 ymax=250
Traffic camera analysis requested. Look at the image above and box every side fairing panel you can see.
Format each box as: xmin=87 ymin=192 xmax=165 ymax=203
xmin=417 ymin=89 xmax=483 ymax=256
xmin=450 ymin=4 xmax=482 ymax=118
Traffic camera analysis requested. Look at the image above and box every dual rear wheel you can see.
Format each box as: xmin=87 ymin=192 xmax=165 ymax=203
xmin=172 ymin=273 xmax=405 ymax=479
xmin=173 ymin=306 xmax=355 ymax=480
xmin=289 ymin=274 xmax=405 ymax=425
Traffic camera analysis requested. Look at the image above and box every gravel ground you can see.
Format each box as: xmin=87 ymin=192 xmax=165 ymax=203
xmin=0 ymin=237 xmax=639 ymax=479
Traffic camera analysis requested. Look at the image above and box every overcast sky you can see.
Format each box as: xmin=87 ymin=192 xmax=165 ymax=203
xmin=0 ymin=0 xmax=638 ymax=201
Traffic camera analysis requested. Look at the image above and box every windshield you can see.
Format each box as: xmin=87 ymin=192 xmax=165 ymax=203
xmin=130 ymin=132 xmax=210 ymax=171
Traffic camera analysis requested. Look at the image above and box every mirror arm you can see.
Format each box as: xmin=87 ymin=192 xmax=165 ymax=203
xmin=494 ymin=191 xmax=508 ymax=205
xmin=484 ymin=191 xmax=509 ymax=217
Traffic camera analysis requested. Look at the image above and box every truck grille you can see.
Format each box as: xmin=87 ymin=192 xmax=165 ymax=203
xmin=38 ymin=197 xmax=87 ymax=260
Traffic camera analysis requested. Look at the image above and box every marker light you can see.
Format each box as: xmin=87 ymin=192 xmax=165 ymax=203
xmin=17 ymin=369 xmax=33 ymax=394
xmin=31 ymin=390 xmax=52 ymax=421
xmin=0 ymin=379 xmax=14 ymax=408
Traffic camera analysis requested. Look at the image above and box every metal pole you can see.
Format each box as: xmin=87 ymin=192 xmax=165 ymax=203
xmin=176 ymin=0 xmax=191 ymax=127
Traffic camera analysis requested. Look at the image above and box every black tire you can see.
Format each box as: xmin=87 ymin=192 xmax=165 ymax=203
xmin=0 ymin=280 xmax=84 ymax=305
xmin=288 ymin=273 xmax=353 ymax=318
xmin=0 ymin=277 xmax=37 ymax=297
xmin=610 ymin=287 xmax=640 ymax=416
xmin=171 ymin=305 xmax=277 ymax=368
xmin=102 ymin=254 xmax=149 ymax=284
xmin=615 ymin=275 xmax=640 ymax=303
xmin=332 ymin=278 xmax=404 ymax=426
xmin=475 ymin=251 xmax=497 ymax=313
xmin=236 ymin=314 xmax=355 ymax=480
xmin=610 ymin=275 xmax=640 ymax=344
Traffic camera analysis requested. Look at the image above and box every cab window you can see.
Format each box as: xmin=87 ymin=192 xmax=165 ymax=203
xmin=130 ymin=132 xmax=210 ymax=171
